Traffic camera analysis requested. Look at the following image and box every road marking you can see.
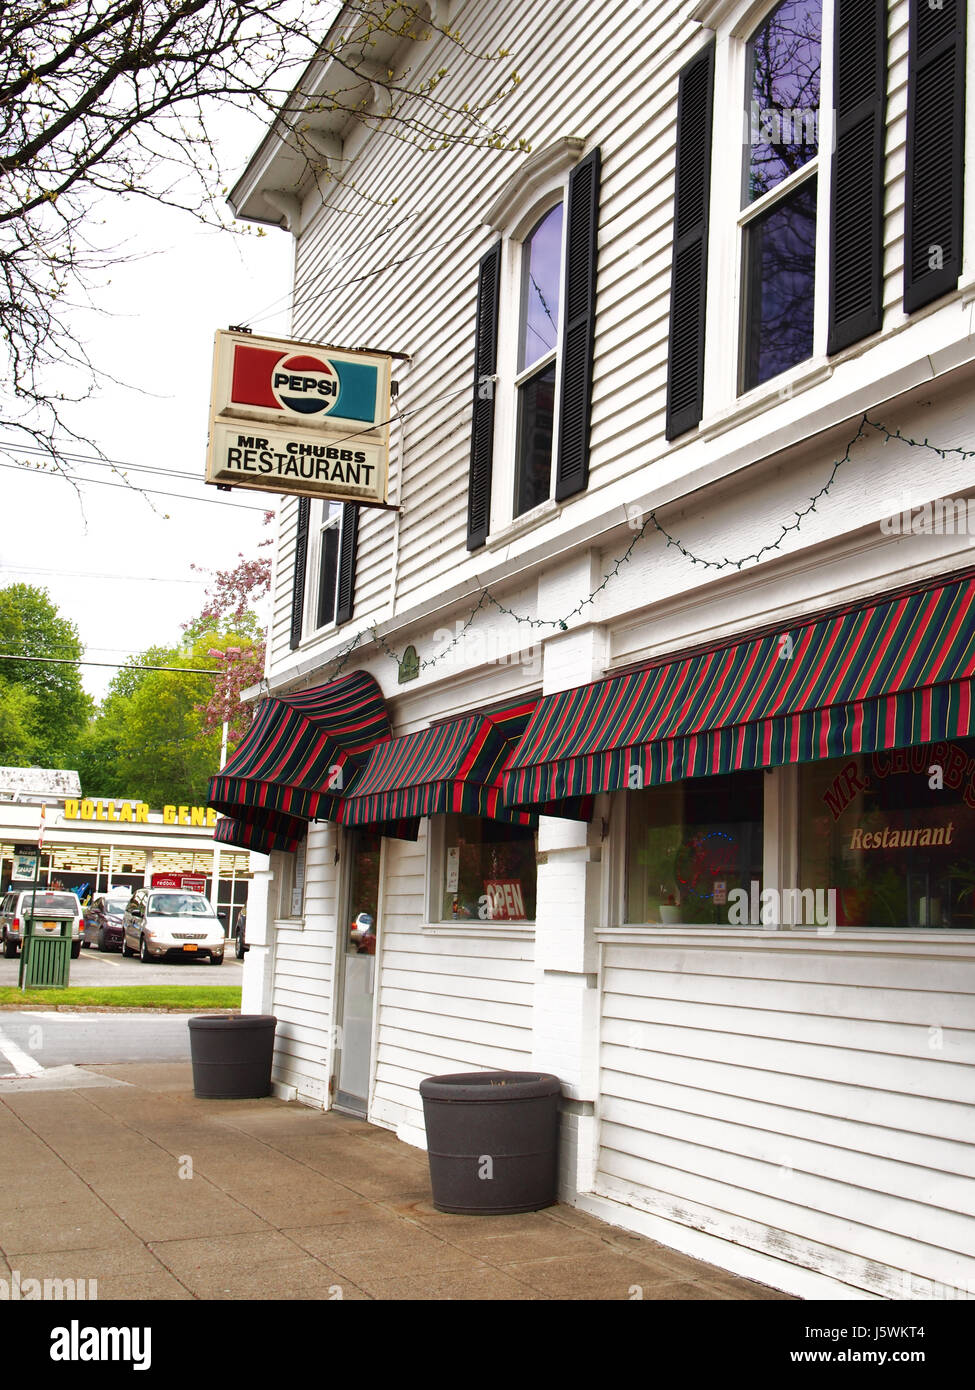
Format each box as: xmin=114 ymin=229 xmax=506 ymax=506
xmin=0 ymin=1026 xmax=44 ymax=1077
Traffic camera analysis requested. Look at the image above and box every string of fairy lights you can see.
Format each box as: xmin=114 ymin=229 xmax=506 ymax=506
xmin=296 ymin=411 xmax=962 ymax=689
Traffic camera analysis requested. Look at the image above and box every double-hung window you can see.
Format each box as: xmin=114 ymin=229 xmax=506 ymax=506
xmin=313 ymin=501 xmax=343 ymax=629
xmin=667 ymin=0 xmax=902 ymax=436
xmin=289 ymin=497 xmax=360 ymax=649
xmin=466 ymin=140 xmax=601 ymax=549
xmin=668 ymin=0 xmax=967 ymax=437
xmin=739 ymin=0 xmax=822 ymax=392
xmin=514 ymin=202 xmax=564 ymax=517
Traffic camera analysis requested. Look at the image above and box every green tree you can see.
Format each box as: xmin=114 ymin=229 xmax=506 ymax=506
xmin=75 ymin=630 xmax=259 ymax=806
xmin=0 ymin=682 xmax=40 ymax=765
xmin=0 ymin=583 xmax=91 ymax=765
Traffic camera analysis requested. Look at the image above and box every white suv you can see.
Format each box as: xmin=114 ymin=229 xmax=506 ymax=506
xmin=121 ymin=888 xmax=225 ymax=965
xmin=0 ymin=889 xmax=84 ymax=959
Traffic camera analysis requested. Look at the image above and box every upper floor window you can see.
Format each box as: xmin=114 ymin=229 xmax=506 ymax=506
xmin=289 ymin=497 xmax=360 ymax=650
xmin=666 ymin=1 xmax=895 ymax=440
xmin=515 ymin=202 xmax=564 ymax=517
xmin=466 ymin=139 xmax=601 ymax=550
xmin=313 ymin=501 xmax=343 ymax=630
xmin=740 ymin=0 xmax=822 ymax=391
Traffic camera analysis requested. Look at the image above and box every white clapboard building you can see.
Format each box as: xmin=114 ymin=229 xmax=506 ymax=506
xmin=210 ymin=0 xmax=975 ymax=1299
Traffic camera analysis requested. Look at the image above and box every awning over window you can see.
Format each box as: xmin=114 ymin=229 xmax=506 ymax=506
xmin=504 ymin=571 xmax=975 ymax=805
xmin=339 ymin=703 xmax=539 ymax=828
xmin=207 ymin=670 xmax=391 ymax=839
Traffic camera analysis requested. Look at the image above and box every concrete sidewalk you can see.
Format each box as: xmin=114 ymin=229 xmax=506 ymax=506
xmin=0 ymin=1062 xmax=792 ymax=1301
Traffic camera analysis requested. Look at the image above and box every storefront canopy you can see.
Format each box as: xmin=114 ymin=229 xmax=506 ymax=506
xmin=208 ymin=671 xmax=392 ymax=846
xmin=339 ymin=703 xmax=539 ymax=829
xmin=213 ymin=808 xmax=308 ymax=856
xmin=504 ymin=570 xmax=975 ymax=805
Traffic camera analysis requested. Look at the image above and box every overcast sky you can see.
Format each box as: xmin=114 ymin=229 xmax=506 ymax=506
xmin=0 ymin=137 xmax=293 ymax=704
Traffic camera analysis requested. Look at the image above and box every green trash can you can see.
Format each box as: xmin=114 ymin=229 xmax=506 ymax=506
xmin=18 ymin=915 xmax=73 ymax=990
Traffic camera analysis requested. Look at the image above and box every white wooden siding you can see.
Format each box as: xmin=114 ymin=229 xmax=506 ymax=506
xmin=596 ymin=935 xmax=975 ymax=1299
xmin=369 ymin=828 xmax=535 ymax=1138
xmin=269 ymin=822 xmax=338 ymax=1106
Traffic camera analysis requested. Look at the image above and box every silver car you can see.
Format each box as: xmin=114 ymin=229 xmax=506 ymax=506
xmin=121 ymin=888 xmax=225 ymax=965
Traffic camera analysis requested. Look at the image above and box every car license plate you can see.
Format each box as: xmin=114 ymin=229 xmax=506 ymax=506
xmin=42 ymin=921 xmax=58 ymax=932
xmin=182 ymin=943 xmax=198 ymax=952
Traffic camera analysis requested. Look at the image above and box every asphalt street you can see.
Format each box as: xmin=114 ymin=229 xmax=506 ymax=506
xmin=0 ymin=944 xmax=244 ymax=988
xmin=0 ymin=944 xmax=244 ymax=1076
xmin=0 ymin=1011 xmax=195 ymax=1071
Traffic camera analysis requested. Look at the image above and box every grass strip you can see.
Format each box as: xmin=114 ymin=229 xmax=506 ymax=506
xmin=0 ymin=986 xmax=241 ymax=1010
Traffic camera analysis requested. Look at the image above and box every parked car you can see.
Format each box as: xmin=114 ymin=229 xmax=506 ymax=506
xmin=0 ymin=888 xmax=84 ymax=959
xmin=82 ymin=889 xmax=130 ymax=952
xmin=121 ymin=888 xmax=224 ymax=964
xmin=234 ymin=906 xmax=248 ymax=959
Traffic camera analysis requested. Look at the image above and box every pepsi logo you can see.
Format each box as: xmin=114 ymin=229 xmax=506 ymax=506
xmin=270 ymin=354 xmax=338 ymax=415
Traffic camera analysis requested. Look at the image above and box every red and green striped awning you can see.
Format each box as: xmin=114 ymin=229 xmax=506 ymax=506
xmin=504 ymin=571 xmax=975 ymax=805
xmin=339 ymin=703 xmax=539 ymax=828
xmin=207 ymin=670 xmax=391 ymax=836
xmin=213 ymin=810 xmax=307 ymax=856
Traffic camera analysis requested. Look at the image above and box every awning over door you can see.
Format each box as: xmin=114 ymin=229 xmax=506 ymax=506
xmin=504 ymin=571 xmax=975 ymax=805
xmin=339 ymin=703 xmax=538 ymax=828
xmin=208 ymin=670 xmax=391 ymax=844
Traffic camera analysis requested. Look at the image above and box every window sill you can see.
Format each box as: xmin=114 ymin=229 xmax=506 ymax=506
xmin=273 ymin=916 xmax=305 ymax=932
xmin=485 ymin=498 xmax=561 ymax=552
xmin=423 ymin=922 xmax=535 ymax=940
xmin=699 ymin=359 xmax=833 ymax=444
xmin=598 ymin=925 xmax=975 ymax=946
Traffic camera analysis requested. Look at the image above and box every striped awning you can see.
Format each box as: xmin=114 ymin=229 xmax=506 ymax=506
xmin=340 ymin=702 xmax=540 ymax=828
xmin=208 ymin=670 xmax=391 ymax=837
xmin=213 ymin=810 xmax=307 ymax=856
xmin=504 ymin=571 xmax=975 ymax=805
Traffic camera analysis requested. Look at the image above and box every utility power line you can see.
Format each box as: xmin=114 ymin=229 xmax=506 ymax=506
xmin=0 ymin=653 xmax=222 ymax=675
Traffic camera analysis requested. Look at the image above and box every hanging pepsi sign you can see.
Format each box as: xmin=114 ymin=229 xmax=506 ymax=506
xmin=206 ymin=331 xmax=391 ymax=505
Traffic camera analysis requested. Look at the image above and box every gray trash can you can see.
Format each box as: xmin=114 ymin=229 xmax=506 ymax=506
xmin=419 ymin=1070 xmax=561 ymax=1214
xmin=188 ymin=1014 xmax=277 ymax=1099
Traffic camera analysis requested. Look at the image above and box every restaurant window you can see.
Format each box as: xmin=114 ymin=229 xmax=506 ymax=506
xmin=437 ymin=815 xmax=537 ymax=923
xmin=799 ymin=740 xmax=975 ymax=929
xmin=625 ymin=769 xmax=765 ymax=925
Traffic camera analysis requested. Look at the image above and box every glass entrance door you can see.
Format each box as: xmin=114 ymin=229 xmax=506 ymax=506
xmin=335 ymin=829 xmax=382 ymax=1114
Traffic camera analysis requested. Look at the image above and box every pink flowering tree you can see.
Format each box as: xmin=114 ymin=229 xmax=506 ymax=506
xmin=189 ymin=513 xmax=273 ymax=746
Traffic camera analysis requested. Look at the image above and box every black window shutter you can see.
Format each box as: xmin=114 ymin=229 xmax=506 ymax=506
xmin=904 ymin=0 xmax=966 ymax=313
xmin=666 ymin=42 xmax=714 ymax=441
xmin=289 ymin=497 xmax=310 ymax=650
xmin=466 ymin=242 xmax=501 ymax=551
xmin=335 ymin=503 xmax=359 ymax=626
xmin=554 ymin=146 xmax=601 ymax=503
xmin=828 ymin=0 xmax=887 ymax=354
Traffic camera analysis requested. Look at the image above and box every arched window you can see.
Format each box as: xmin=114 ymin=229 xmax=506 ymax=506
xmin=515 ymin=203 xmax=564 ymax=516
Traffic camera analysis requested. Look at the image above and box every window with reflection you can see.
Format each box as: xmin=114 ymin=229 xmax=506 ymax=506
xmin=625 ymin=770 xmax=765 ymax=925
xmin=799 ymin=743 xmax=975 ymax=929
xmin=438 ymin=815 xmax=537 ymax=923
xmin=315 ymin=501 xmax=343 ymax=628
xmin=515 ymin=203 xmax=563 ymax=517
xmin=740 ymin=0 xmax=821 ymax=391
